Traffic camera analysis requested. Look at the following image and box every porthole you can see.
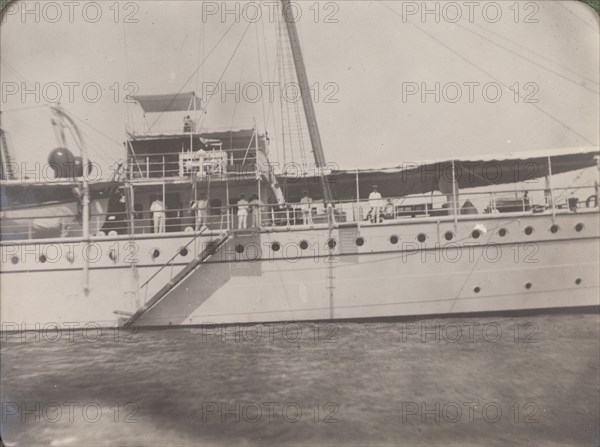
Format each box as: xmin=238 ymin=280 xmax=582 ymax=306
xmin=39 ymin=255 xmax=47 ymax=263
xmin=444 ymin=231 xmax=454 ymax=241
xmin=235 ymin=244 xmax=245 ymax=254
xmin=524 ymin=226 xmax=534 ymax=236
xmin=271 ymin=242 xmax=281 ymax=252
xmin=179 ymin=247 xmax=189 ymax=257
xmin=575 ymin=223 xmax=584 ymax=232
xmin=550 ymin=224 xmax=559 ymax=234
xmin=11 ymin=256 xmax=19 ymax=265
xmin=417 ymin=233 xmax=427 ymax=243
xmin=299 ymin=240 xmax=309 ymax=250
xmin=356 ymin=237 xmax=365 ymax=247
xmin=109 ymin=249 xmax=118 ymax=263
xmin=474 ymin=286 xmax=481 ymax=294
xmin=525 ymin=282 xmax=532 ymax=290
xmin=471 ymin=230 xmax=481 ymax=239
xmin=327 ymin=239 xmax=337 ymax=249
xmin=151 ymin=249 xmax=160 ymax=259
xmin=575 ymin=278 xmax=582 ymax=285
xmin=498 ymin=228 xmax=508 ymax=237
xmin=390 ymin=235 xmax=399 ymax=245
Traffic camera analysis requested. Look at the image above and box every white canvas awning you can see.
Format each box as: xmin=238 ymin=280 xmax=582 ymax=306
xmin=132 ymin=92 xmax=200 ymax=113
xmin=278 ymin=146 xmax=600 ymax=201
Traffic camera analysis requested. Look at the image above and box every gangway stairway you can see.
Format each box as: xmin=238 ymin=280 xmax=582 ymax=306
xmin=121 ymin=231 xmax=230 ymax=328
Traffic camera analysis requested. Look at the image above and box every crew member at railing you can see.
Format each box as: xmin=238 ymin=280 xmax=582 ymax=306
xmin=249 ymin=194 xmax=264 ymax=227
xmin=237 ymin=193 xmax=249 ymax=230
xmin=300 ymin=191 xmax=313 ymax=225
xmin=190 ymin=193 xmax=208 ymax=231
xmin=383 ymin=199 xmax=395 ymax=220
xmin=150 ymin=195 xmax=166 ymax=233
xmin=264 ymin=197 xmax=276 ymax=226
xmin=523 ymin=191 xmax=531 ymax=211
xmin=369 ymin=185 xmax=384 ymax=223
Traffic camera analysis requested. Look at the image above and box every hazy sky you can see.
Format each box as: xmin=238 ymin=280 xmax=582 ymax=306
xmin=1 ymin=0 xmax=598 ymax=176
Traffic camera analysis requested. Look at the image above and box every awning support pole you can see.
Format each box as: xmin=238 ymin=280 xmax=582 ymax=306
xmin=226 ymin=174 xmax=230 ymax=230
xmin=451 ymin=160 xmax=458 ymax=230
xmin=548 ymin=156 xmax=556 ymax=221
xmin=355 ymin=169 xmax=360 ymax=228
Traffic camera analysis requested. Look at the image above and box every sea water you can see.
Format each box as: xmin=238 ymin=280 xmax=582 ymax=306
xmin=1 ymin=311 xmax=598 ymax=446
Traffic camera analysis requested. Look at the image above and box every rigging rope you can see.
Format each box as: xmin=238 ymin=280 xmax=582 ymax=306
xmin=229 ymin=30 xmax=251 ymax=133
xmin=147 ymin=20 xmax=240 ymax=132
xmin=557 ymin=2 xmax=599 ymax=32
xmin=254 ymin=22 xmax=269 ymax=141
xmin=458 ymin=23 xmax=599 ymax=94
xmin=469 ymin=21 xmax=599 ymax=88
xmin=202 ymin=21 xmax=253 ymax=117
xmin=380 ymin=2 xmax=596 ymax=146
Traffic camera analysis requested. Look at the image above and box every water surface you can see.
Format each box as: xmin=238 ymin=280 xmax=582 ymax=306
xmin=1 ymin=311 xmax=598 ymax=446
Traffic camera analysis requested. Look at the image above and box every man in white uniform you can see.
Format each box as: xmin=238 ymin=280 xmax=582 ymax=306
xmin=249 ymin=194 xmax=264 ymax=227
xmin=368 ymin=185 xmax=384 ymax=223
xmin=190 ymin=193 xmax=209 ymax=231
xmin=300 ymin=191 xmax=313 ymax=225
xmin=150 ymin=196 xmax=166 ymax=233
xmin=237 ymin=194 xmax=249 ymax=230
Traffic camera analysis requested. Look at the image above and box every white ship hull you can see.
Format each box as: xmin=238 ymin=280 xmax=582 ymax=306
xmin=1 ymin=210 xmax=598 ymax=330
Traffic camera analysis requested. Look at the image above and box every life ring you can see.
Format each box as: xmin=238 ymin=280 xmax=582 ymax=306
xmin=585 ymin=195 xmax=598 ymax=208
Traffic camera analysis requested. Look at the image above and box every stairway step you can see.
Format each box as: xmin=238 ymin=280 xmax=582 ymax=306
xmin=121 ymin=232 xmax=230 ymax=328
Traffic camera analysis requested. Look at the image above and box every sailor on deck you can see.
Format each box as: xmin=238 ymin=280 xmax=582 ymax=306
xmin=300 ymin=191 xmax=313 ymax=225
xmin=369 ymin=185 xmax=384 ymax=223
xmin=249 ymin=194 xmax=264 ymax=228
xmin=150 ymin=196 xmax=166 ymax=233
xmin=190 ymin=193 xmax=208 ymax=231
xmin=237 ymin=194 xmax=249 ymax=230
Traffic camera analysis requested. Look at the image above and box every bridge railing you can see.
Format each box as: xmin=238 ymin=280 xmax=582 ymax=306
xmin=127 ymin=148 xmax=259 ymax=181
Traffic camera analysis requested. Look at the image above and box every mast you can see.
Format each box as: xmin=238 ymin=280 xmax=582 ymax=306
xmin=280 ymin=0 xmax=333 ymax=203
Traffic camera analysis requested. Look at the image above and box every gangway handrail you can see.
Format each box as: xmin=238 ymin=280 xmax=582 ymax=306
xmin=122 ymin=230 xmax=231 ymax=328
xmin=139 ymin=227 xmax=209 ymax=291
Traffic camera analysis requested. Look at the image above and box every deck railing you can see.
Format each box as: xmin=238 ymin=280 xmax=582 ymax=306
xmin=127 ymin=148 xmax=259 ymax=181
xmin=1 ymin=185 xmax=598 ymax=241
